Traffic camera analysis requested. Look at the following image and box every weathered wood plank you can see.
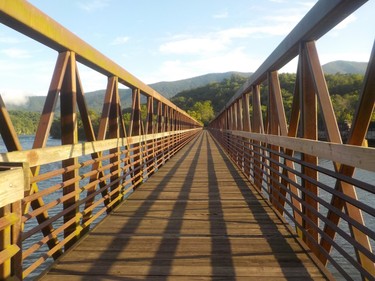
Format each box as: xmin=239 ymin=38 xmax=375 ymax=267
xmin=40 ymin=130 xmax=331 ymax=280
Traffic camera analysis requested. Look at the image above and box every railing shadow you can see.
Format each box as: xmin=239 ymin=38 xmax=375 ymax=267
xmin=43 ymin=130 xmax=328 ymax=280
xmin=44 ymin=133 xmax=202 ymax=280
xmin=208 ymin=131 xmax=324 ymax=280
xmin=205 ymin=132 xmax=236 ymax=278
xmin=145 ymin=130 xmax=204 ymax=279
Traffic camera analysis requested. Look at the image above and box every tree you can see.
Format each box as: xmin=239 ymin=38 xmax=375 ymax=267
xmin=187 ymin=101 xmax=215 ymax=126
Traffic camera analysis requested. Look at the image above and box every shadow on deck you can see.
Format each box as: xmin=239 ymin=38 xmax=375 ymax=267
xmin=40 ymin=130 xmax=331 ymax=280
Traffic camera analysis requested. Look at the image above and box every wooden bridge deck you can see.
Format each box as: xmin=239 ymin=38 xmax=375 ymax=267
xmin=41 ymin=130 xmax=331 ymax=280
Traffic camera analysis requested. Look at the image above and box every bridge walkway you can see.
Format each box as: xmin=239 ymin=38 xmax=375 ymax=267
xmin=41 ymin=130 xmax=331 ymax=280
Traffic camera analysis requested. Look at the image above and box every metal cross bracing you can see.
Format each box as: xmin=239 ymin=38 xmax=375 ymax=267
xmin=0 ymin=0 xmax=373 ymax=280
xmin=0 ymin=0 xmax=200 ymax=279
xmin=209 ymin=0 xmax=375 ymax=280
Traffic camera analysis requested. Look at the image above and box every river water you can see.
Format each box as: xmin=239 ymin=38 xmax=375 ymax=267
xmin=0 ymin=135 xmax=374 ymax=280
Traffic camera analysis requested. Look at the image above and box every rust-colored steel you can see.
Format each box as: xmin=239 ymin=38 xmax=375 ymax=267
xmin=209 ymin=1 xmax=374 ymax=280
xmin=269 ymin=71 xmax=287 ymax=213
xmin=0 ymin=1 xmax=201 ymax=279
xmin=60 ymin=52 xmax=79 ymax=251
xmin=300 ymin=42 xmax=319 ymax=252
xmin=220 ymin=0 xmax=367 ymax=112
xmin=0 ymin=0 xmax=199 ymax=123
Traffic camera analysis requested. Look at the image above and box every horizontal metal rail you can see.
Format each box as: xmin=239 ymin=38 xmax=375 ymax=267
xmin=0 ymin=0 xmax=202 ymax=279
xmin=0 ymin=0 xmax=196 ymax=120
xmin=220 ymin=0 xmax=367 ymax=113
xmin=209 ymin=0 xmax=374 ymax=280
xmin=210 ymin=129 xmax=375 ymax=280
xmin=0 ymin=129 xmax=199 ymax=168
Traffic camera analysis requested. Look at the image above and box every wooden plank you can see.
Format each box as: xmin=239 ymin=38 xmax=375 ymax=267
xmin=0 ymin=168 xmax=24 ymax=208
xmin=44 ymin=276 xmax=328 ymax=281
xmin=40 ymin=130 xmax=331 ymax=280
xmin=0 ymin=128 xmax=201 ymax=167
xmin=0 ymin=1 xmax=199 ymax=123
xmin=227 ymin=130 xmax=375 ymax=172
xmin=218 ymin=0 xmax=367 ymax=115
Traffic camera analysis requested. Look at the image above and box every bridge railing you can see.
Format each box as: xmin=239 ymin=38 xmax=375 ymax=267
xmin=0 ymin=0 xmax=201 ymax=279
xmin=209 ymin=0 xmax=374 ymax=280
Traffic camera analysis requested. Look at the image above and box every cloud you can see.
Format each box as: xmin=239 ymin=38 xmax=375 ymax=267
xmin=218 ymin=24 xmax=292 ymax=39
xmin=0 ymin=56 xmax=58 ymax=97
xmin=147 ymin=47 xmax=262 ymax=83
xmin=76 ymin=63 xmax=108 ymax=92
xmin=159 ymin=22 xmax=294 ymax=57
xmin=1 ymin=90 xmax=30 ymax=106
xmin=334 ymin=14 xmax=357 ymax=30
xmin=0 ymin=35 xmax=20 ymax=44
xmin=1 ymin=48 xmax=31 ymax=59
xmin=213 ymin=11 xmax=228 ymax=19
xmin=78 ymin=0 xmax=110 ymax=12
xmin=318 ymin=51 xmax=370 ymax=65
xmin=269 ymin=0 xmax=286 ymax=3
xmin=296 ymin=1 xmax=316 ymax=8
xmin=111 ymin=36 xmax=130 ymax=45
xmin=159 ymin=36 xmax=228 ymax=55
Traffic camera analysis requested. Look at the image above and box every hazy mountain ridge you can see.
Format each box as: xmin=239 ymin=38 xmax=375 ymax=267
xmin=4 ymin=60 xmax=367 ymax=113
xmin=5 ymin=71 xmax=251 ymax=113
xmin=322 ymin=60 xmax=367 ymax=75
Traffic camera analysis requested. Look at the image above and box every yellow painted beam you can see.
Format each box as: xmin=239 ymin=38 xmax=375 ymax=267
xmin=0 ymin=0 xmax=198 ymax=123
xmin=0 ymin=128 xmax=202 ymax=167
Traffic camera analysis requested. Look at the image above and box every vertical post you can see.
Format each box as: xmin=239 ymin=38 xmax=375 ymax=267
xmin=268 ymin=72 xmax=281 ymax=210
xmin=242 ymin=92 xmax=252 ymax=178
xmin=146 ymin=96 xmax=155 ymax=176
xmin=27 ymin=53 xmax=69 ymax=258
xmin=0 ymin=205 xmax=11 ymax=279
xmin=156 ymin=102 xmax=163 ymax=168
xmin=299 ymin=43 xmax=319 ymax=251
xmin=237 ymin=98 xmax=243 ymax=169
xmin=318 ymin=41 xmax=375 ymax=275
xmin=60 ymin=51 xmax=79 ymax=250
xmin=109 ymin=77 xmax=121 ymax=204
xmin=130 ymin=88 xmax=142 ymax=186
xmin=163 ymin=105 xmax=170 ymax=161
xmin=252 ymin=85 xmax=264 ymax=191
xmin=12 ymin=200 xmax=23 ymax=280
xmin=0 ymin=163 xmax=28 ymax=280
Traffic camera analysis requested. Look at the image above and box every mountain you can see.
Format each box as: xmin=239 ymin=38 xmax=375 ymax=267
xmin=5 ymin=71 xmax=251 ymax=113
xmin=150 ymin=71 xmax=251 ymax=99
xmin=322 ymin=60 xmax=367 ymax=75
xmin=4 ymin=60 xmax=368 ymax=113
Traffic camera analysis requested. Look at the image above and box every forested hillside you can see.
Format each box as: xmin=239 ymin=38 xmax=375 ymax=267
xmin=322 ymin=60 xmax=367 ymax=75
xmin=172 ymin=72 xmax=370 ymax=127
xmin=6 ymin=72 xmax=371 ymax=137
xmin=5 ymin=71 xmax=251 ymax=113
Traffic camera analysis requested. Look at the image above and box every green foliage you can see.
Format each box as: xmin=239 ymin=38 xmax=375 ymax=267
xmin=49 ymin=110 xmax=100 ymax=140
xmin=5 ymin=72 xmax=369 ymax=138
xmin=172 ymin=72 xmax=366 ymax=130
xmin=171 ymin=74 xmax=248 ymax=114
xmin=5 ymin=72 xmax=251 ymax=113
xmin=187 ymin=101 xmax=215 ymax=126
xmin=9 ymin=111 xmax=40 ymax=135
xmin=325 ymin=73 xmax=364 ymax=96
xmin=322 ymin=61 xmax=367 ymax=75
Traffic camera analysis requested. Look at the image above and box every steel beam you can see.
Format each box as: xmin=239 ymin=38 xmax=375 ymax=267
xmin=0 ymin=0 xmax=197 ymax=123
xmin=219 ymin=0 xmax=367 ymax=116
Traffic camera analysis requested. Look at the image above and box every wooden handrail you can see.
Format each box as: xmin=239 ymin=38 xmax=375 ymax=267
xmin=217 ymin=0 xmax=367 ymax=116
xmin=0 ymin=129 xmax=200 ymax=167
xmin=222 ymin=129 xmax=375 ymax=172
xmin=0 ymin=0 xmax=198 ymax=123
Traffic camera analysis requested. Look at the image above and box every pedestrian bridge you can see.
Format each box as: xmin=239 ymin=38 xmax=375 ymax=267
xmin=0 ymin=0 xmax=374 ymax=280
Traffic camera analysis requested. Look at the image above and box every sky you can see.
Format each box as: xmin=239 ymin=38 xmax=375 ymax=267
xmin=0 ymin=0 xmax=374 ymax=105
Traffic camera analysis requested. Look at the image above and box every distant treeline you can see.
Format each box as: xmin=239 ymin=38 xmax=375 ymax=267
xmin=7 ymin=73 xmax=374 ymax=138
xmin=171 ymin=73 xmax=372 ymax=127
